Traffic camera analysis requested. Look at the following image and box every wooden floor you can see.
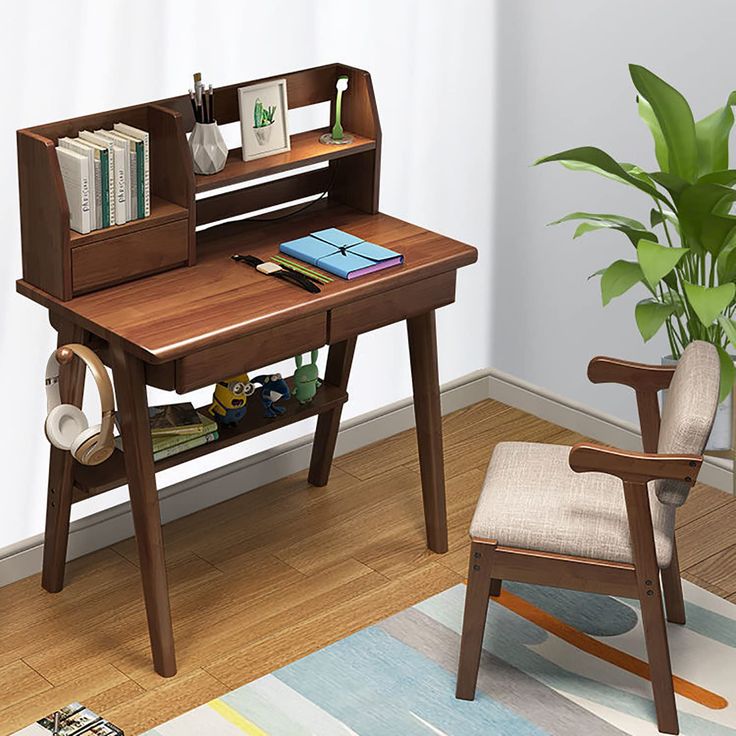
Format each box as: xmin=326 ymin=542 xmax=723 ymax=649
xmin=1 ymin=399 xmax=735 ymax=735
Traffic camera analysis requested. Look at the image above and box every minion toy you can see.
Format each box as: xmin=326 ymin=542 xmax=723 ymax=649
xmin=208 ymin=374 xmax=255 ymax=426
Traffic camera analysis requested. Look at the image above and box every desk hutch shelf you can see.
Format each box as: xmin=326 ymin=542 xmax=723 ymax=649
xmin=17 ymin=63 xmax=381 ymax=301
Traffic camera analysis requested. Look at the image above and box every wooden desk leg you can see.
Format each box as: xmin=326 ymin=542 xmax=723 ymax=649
xmin=42 ymin=323 xmax=87 ymax=593
xmin=308 ymin=337 xmax=357 ymax=486
xmin=407 ymin=310 xmax=448 ymax=553
xmin=110 ymin=343 xmax=176 ymax=677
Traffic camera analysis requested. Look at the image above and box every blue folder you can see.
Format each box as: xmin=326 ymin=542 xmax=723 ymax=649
xmin=280 ymin=228 xmax=404 ymax=280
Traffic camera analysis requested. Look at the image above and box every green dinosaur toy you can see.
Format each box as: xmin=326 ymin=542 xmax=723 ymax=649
xmin=292 ymin=350 xmax=322 ymax=404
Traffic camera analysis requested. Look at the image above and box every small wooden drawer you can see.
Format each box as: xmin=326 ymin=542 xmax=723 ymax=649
xmin=175 ymin=313 xmax=328 ymax=393
xmin=329 ymin=271 xmax=456 ymax=342
xmin=71 ymin=217 xmax=189 ymax=295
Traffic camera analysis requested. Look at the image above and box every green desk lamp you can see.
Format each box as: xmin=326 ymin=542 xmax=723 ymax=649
xmin=320 ymin=75 xmax=354 ymax=145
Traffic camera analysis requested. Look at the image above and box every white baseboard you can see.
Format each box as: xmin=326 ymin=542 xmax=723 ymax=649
xmin=1 ymin=366 xmax=731 ymax=587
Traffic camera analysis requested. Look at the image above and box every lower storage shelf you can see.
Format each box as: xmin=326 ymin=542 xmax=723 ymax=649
xmin=72 ymin=378 xmax=347 ymax=499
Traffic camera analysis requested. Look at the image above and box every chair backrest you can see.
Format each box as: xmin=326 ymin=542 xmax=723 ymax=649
xmin=656 ymin=341 xmax=720 ymax=506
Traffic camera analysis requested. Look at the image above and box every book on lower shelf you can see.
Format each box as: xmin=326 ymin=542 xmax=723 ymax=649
xmin=114 ymin=406 xmax=219 ymax=461
xmin=12 ymin=701 xmax=123 ymax=735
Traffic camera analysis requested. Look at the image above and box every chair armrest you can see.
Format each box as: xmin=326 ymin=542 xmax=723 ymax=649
xmin=587 ymin=356 xmax=675 ymax=392
xmin=587 ymin=357 xmax=676 ymax=452
xmin=568 ymin=442 xmax=702 ymax=484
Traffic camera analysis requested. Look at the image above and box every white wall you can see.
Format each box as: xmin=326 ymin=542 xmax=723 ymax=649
xmin=492 ymin=0 xmax=736 ymax=423
xmin=0 ymin=1 xmax=494 ymax=551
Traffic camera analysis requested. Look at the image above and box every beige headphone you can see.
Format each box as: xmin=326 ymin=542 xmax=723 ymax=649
xmin=45 ymin=344 xmax=115 ymax=466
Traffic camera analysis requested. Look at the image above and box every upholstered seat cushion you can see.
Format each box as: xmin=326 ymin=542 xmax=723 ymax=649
xmin=470 ymin=441 xmax=676 ymax=568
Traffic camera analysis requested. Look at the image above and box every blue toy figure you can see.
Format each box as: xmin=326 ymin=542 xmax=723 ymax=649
xmin=208 ymin=374 xmax=255 ymax=426
xmin=251 ymin=373 xmax=291 ymax=418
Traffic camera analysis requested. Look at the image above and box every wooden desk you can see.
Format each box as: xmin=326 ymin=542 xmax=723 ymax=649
xmin=16 ymin=64 xmax=477 ymax=677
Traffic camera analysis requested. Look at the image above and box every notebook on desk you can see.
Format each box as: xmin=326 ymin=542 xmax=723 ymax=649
xmin=280 ymin=228 xmax=403 ymax=280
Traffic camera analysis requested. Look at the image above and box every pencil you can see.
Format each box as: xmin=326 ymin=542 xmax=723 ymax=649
xmin=272 ymin=254 xmax=332 ymax=282
xmin=271 ymin=255 xmax=333 ymax=283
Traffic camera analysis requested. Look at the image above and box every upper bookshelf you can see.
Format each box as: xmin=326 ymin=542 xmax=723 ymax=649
xmin=195 ymin=128 xmax=376 ymax=193
xmin=16 ymin=63 xmax=381 ymax=302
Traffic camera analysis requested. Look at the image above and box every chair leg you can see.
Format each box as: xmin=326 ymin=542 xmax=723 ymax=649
xmin=456 ymin=540 xmax=496 ymax=701
xmin=661 ymin=539 xmax=686 ymax=625
xmin=623 ymin=481 xmax=678 ymax=734
xmin=639 ymin=580 xmax=679 ymax=734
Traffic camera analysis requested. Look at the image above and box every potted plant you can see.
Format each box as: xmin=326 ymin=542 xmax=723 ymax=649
xmin=253 ymin=98 xmax=276 ymax=146
xmin=537 ymin=64 xmax=736 ymax=450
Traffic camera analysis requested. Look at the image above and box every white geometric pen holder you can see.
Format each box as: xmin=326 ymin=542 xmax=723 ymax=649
xmin=189 ymin=122 xmax=228 ymax=175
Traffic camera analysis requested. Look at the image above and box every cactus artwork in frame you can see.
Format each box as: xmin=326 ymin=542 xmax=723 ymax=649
xmin=238 ymin=78 xmax=291 ymax=162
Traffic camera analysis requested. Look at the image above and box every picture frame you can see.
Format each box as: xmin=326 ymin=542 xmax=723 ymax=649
xmin=238 ymin=79 xmax=291 ymax=162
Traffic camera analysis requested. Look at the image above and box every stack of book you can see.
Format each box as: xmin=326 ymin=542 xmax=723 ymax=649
xmin=12 ymin=702 xmax=123 ymax=735
xmin=115 ymin=403 xmax=219 ymax=461
xmin=55 ymin=123 xmax=150 ymax=234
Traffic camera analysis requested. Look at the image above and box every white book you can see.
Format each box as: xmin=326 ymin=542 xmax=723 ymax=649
xmin=114 ymin=122 xmax=150 ymax=216
xmin=56 ymin=147 xmax=91 ymax=234
xmin=59 ymin=137 xmax=99 ymax=230
xmin=93 ymin=130 xmax=128 ymax=224
xmin=106 ymin=130 xmax=139 ymax=219
xmin=79 ymin=131 xmax=116 ymax=225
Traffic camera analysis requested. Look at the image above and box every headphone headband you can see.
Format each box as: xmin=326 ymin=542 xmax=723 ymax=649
xmin=45 ymin=344 xmax=115 ymax=461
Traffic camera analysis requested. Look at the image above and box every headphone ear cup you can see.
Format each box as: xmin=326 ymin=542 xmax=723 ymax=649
xmin=45 ymin=404 xmax=88 ymax=451
xmin=71 ymin=424 xmax=112 ymax=466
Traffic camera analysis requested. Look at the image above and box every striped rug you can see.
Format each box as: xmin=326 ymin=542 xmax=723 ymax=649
xmin=144 ymin=579 xmax=736 ymax=735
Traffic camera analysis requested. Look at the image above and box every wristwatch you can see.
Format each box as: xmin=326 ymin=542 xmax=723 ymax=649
xmin=231 ymin=254 xmax=321 ymax=294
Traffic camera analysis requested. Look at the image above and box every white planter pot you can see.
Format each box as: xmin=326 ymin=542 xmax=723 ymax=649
xmin=254 ymin=123 xmax=274 ymax=146
xmin=189 ymin=122 xmax=228 ymax=175
xmin=662 ymin=355 xmax=732 ymax=451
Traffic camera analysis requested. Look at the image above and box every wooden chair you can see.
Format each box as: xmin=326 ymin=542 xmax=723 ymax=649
xmin=455 ymin=341 xmax=720 ymax=735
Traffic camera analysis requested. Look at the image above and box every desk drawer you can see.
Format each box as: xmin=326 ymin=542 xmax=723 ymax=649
xmin=176 ymin=313 xmax=328 ymax=392
xmin=329 ymin=272 xmax=456 ymax=342
xmin=72 ymin=218 xmax=189 ymax=295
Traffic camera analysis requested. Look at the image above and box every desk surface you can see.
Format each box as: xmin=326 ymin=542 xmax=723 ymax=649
xmin=17 ymin=202 xmax=477 ymax=364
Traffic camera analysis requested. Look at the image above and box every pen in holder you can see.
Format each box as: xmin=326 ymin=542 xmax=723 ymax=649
xmin=188 ymin=73 xmax=227 ymax=175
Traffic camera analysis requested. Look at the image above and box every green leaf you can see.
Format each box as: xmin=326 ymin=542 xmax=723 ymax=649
xmin=695 ymin=91 xmax=736 ymax=176
xmin=576 ymin=222 xmax=656 ymax=247
xmin=649 ymin=171 xmax=690 ymax=203
xmin=683 ymin=281 xmax=736 ymax=326
xmin=650 ymin=207 xmax=681 ymax=234
xmin=630 ymin=65 xmax=698 ymax=181
xmin=677 ymin=182 xmax=736 ymax=254
xmin=715 ymin=344 xmax=735 ymax=403
xmin=549 ymin=212 xmax=647 ymax=230
xmin=635 ymin=299 xmax=678 ymax=341
xmin=637 ymin=95 xmax=669 ymax=171
xmin=549 ymin=212 xmax=657 ymax=247
xmin=534 ymin=146 xmax=669 ymax=203
xmin=717 ymin=240 xmax=736 ymax=283
xmin=636 ymin=239 xmax=688 ymax=288
xmin=662 ymin=289 xmax=686 ymax=316
xmin=599 ymin=260 xmax=644 ymax=305
xmin=718 ymin=315 xmax=736 ymax=348
xmin=698 ymin=170 xmax=736 ymax=187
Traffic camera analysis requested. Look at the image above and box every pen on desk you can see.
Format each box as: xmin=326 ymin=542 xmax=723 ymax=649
xmin=209 ymin=84 xmax=214 ymax=122
xmin=189 ymin=89 xmax=198 ymax=122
